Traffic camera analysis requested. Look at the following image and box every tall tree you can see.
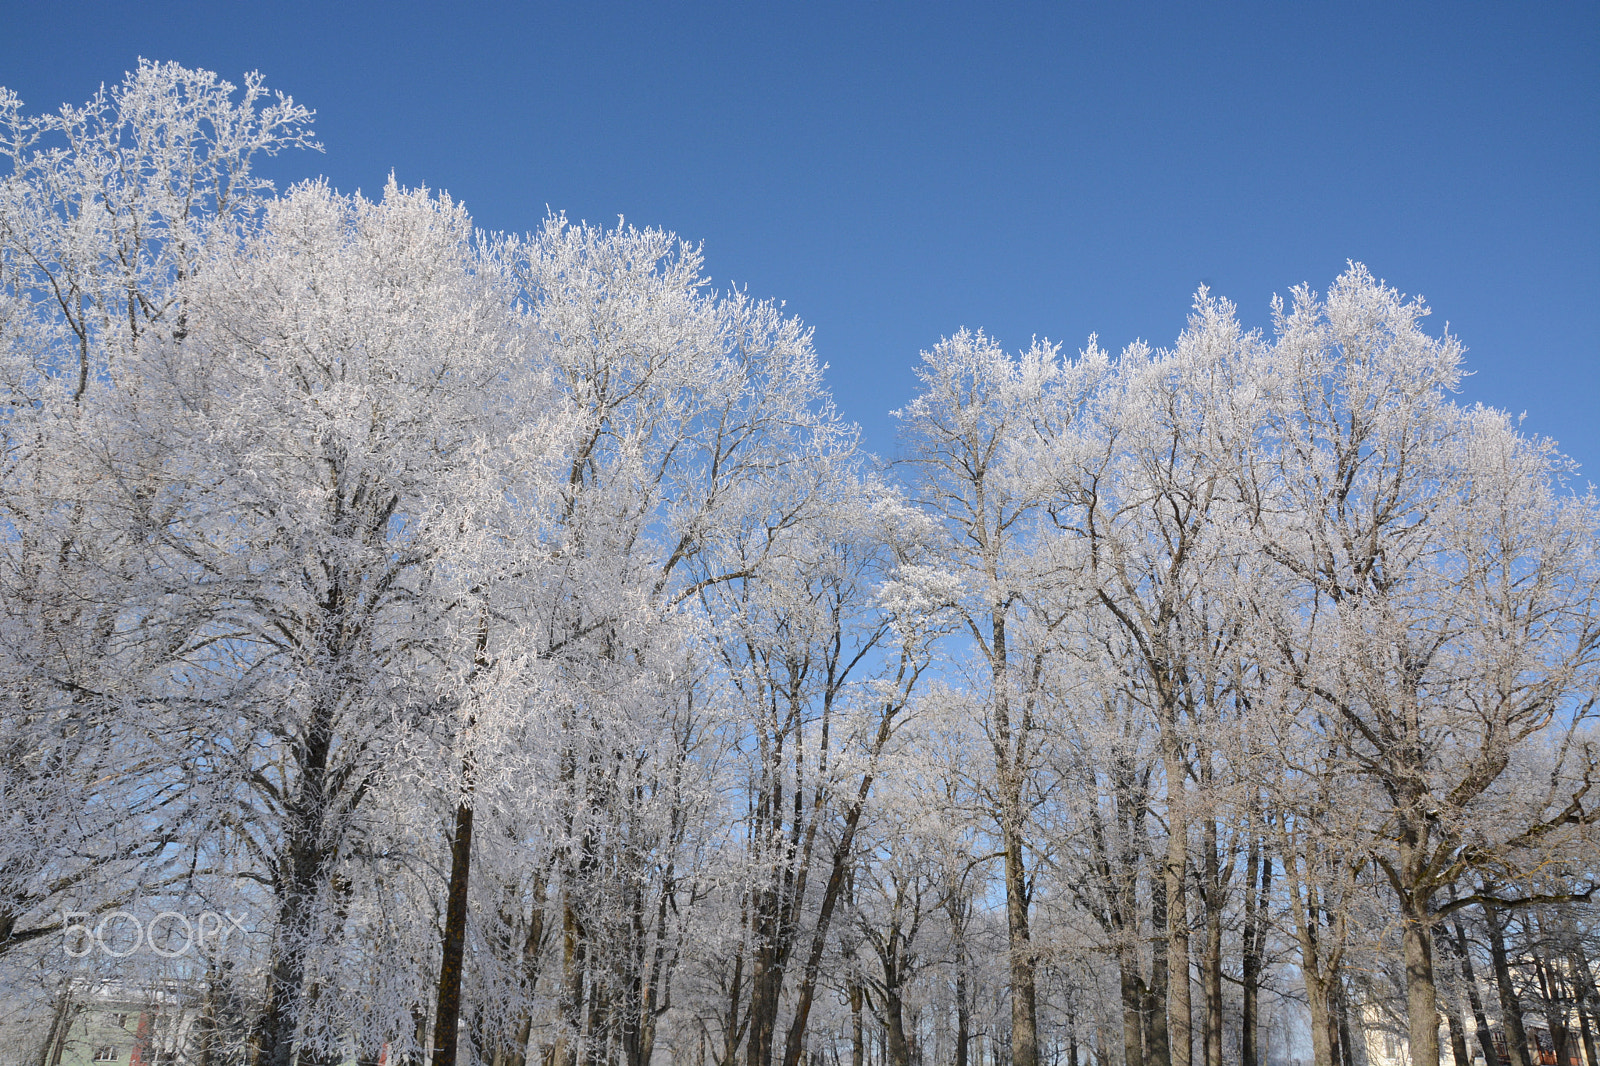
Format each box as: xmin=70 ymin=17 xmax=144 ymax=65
xmin=124 ymin=180 xmax=536 ymax=1064
xmin=1247 ymin=266 xmax=1600 ymax=1066
xmin=896 ymin=329 xmax=1104 ymax=1066
xmin=0 ymin=61 xmax=316 ymax=968
xmin=1045 ymin=293 xmax=1264 ymax=1066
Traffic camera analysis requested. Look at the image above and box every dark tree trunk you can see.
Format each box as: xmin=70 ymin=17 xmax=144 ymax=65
xmin=1446 ymin=1000 xmax=1473 ymax=1066
xmin=1487 ymin=902 xmax=1532 ymax=1066
xmin=38 ymin=989 xmax=74 ymax=1066
xmin=884 ymin=986 xmax=909 ymax=1066
xmin=1566 ymin=941 xmax=1599 ymax=1066
xmin=850 ymin=983 xmax=864 ymax=1066
xmin=253 ymin=696 xmax=339 ymax=1066
xmin=560 ymin=896 xmax=587 ymax=1066
xmin=1146 ymin=874 xmax=1172 ymax=1066
xmin=1201 ymin=815 xmax=1224 ymax=1066
xmin=434 ymin=799 xmax=476 ymax=1066
xmin=1120 ymin=949 xmax=1147 ymax=1066
xmin=953 ymin=950 xmax=971 ymax=1066
xmin=1531 ymin=928 xmax=1573 ymax=1066
xmin=1335 ymin=980 xmax=1356 ymax=1066
xmin=746 ymin=876 xmax=781 ymax=1066
xmin=501 ymin=877 xmax=550 ymax=1066
xmin=1439 ymin=940 xmax=1473 ymax=1066
xmin=1450 ymin=918 xmax=1500 ymax=1066
xmin=721 ymin=950 xmax=746 ymax=1066
xmin=1241 ymin=828 xmax=1271 ymax=1066
xmin=777 ymin=691 xmax=910 ymax=1066
xmin=1162 ymin=743 xmax=1191 ymax=1066
xmin=1001 ymin=815 xmax=1039 ymax=1066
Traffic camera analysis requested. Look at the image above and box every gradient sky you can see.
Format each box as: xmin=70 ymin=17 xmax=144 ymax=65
xmin=4 ymin=2 xmax=1595 ymax=470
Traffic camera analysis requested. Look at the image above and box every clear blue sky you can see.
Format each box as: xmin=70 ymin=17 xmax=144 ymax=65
xmin=5 ymin=2 xmax=1595 ymax=470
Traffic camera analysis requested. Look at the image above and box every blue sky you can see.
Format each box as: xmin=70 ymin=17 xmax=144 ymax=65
xmin=5 ymin=2 xmax=1595 ymax=470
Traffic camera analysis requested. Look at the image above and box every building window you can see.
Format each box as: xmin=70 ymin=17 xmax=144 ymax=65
xmin=108 ymin=1015 xmax=129 ymax=1029
xmin=92 ymin=1048 xmax=119 ymax=1062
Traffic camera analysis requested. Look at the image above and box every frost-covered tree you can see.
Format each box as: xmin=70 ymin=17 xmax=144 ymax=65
xmin=894 ymin=329 xmax=1108 ymax=1066
xmin=1244 ymin=266 xmax=1600 ymax=1066
xmin=140 ymin=179 xmax=539 ymax=1065
xmin=0 ymin=60 xmax=315 ymax=967
xmin=10 ymin=62 xmax=1600 ymax=1066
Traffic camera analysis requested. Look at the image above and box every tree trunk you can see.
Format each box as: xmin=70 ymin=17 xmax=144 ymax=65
xmin=984 ymin=608 xmax=1039 ymax=1066
xmin=1577 ymin=1006 xmax=1597 ymax=1066
xmin=1304 ymin=968 xmax=1338 ymax=1066
xmin=778 ymin=698 xmax=906 ymax=1066
xmin=747 ymin=875 xmax=781 ymax=1066
xmin=1447 ymin=998 xmax=1473 ymax=1066
xmin=1450 ymin=918 xmax=1499 ymax=1066
xmin=884 ymin=986 xmax=909 ymax=1066
xmin=1565 ymin=942 xmax=1599 ymax=1066
xmin=1241 ymin=827 xmax=1271 ymax=1066
xmin=1146 ymin=874 xmax=1172 ymax=1066
xmin=1284 ymin=844 xmax=1340 ymax=1066
xmin=254 ymin=696 xmax=338 ymax=1066
xmin=629 ymin=869 xmax=676 ymax=1066
xmin=1002 ymin=815 xmax=1039 ymax=1066
xmin=721 ymin=951 xmax=745 ymax=1066
xmin=559 ymin=895 xmax=586 ymax=1066
xmin=1201 ymin=815 xmax=1223 ymax=1066
xmin=851 ymin=982 xmax=865 ymax=1066
xmin=1402 ymin=896 xmax=1442 ymax=1066
xmin=37 ymin=990 xmax=74 ymax=1066
xmin=1396 ymin=823 xmax=1442 ymax=1066
xmin=1534 ymin=947 xmax=1573 ymax=1066
xmin=1162 ymin=743 xmax=1191 ymax=1066
xmin=1109 ymin=758 xmax=1151 ymax=1066
xmin=1487 ymin=902 xmax=1531 ymax=1066
xmin=1336 ymin=978 xmax=1358 ymax=1066
xmin=502 ymin=877 xmax=550 ymax=1066
xmin=1120 ymin=942 xmax=1146 ymax=1066
xmin=953 ymin=950 xmax=971 ymax=1066
xmin=434 ymin=799 xmax=476 ymax=1066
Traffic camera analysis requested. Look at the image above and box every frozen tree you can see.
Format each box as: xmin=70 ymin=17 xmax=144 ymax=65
xmin=894 ymin=329 xmax=1109 ymax=1066
xmin=0 ymin=60 xmax=315 ymax=966
xmin=1245 ymin=266 xmax=1600 ymax=1066
xmin=1036 ymin=293 xmax=1266 ymax=1066
xmin=142 ymin=179 xmax=538 ymax=1064
xmin=0 ymin=59 xmax=315 ymax=409
xmin=494 ymin=216 xmax=919 ymax=1066
xmin=9 ymin=62 xmax=1600 ymax=1066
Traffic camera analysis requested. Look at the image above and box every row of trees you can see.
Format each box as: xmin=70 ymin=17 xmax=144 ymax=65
xmin=3 ymin=63 xmax=1599 ymax=1066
